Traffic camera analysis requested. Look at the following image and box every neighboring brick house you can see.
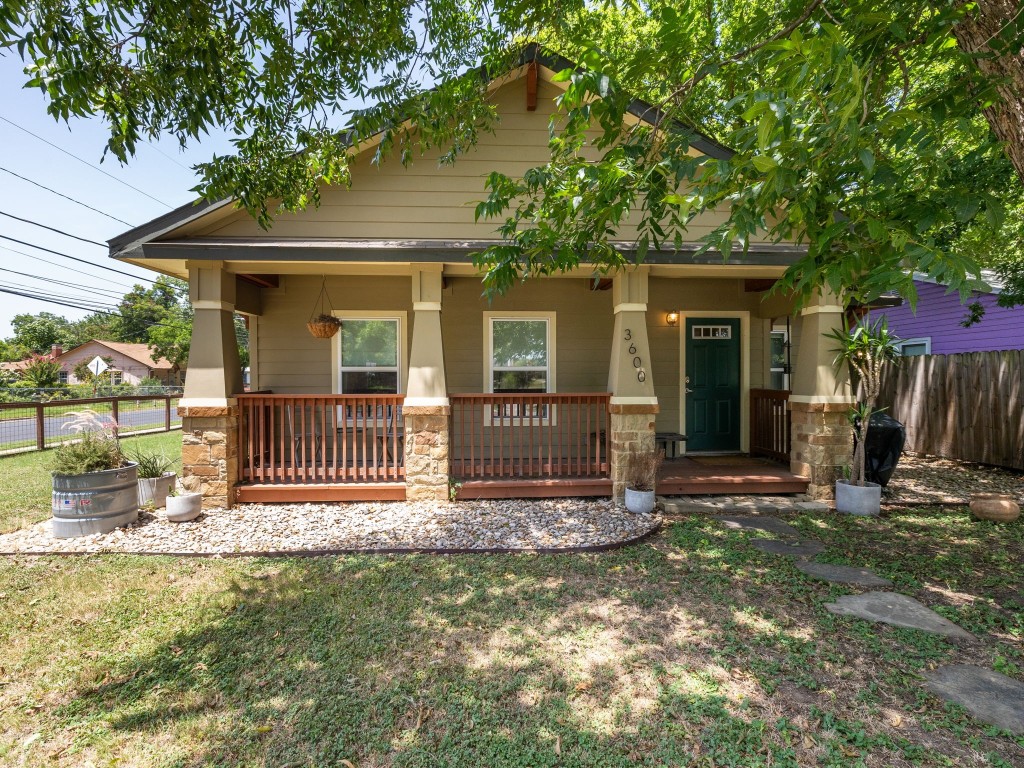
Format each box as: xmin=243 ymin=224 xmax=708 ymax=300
xmin=55 ymin=340 xmax=182 ymax=386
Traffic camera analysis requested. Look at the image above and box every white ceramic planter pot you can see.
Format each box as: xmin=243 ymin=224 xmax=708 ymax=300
xmin=138 ymin=472 xmax=177 ymax=508
xmin=165 ymin=493 xmax=203 ymax=522
xmin=835 ymin=479 xmax=882 ymax=516
xmin=624 ymin=487 xmax=656 ymax=514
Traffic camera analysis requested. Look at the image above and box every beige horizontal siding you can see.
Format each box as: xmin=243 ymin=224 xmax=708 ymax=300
xmin=178 ymin=75 xmax=763 ymax=244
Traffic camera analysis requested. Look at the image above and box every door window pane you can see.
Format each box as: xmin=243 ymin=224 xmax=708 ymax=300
xmin=341 ymin=371 xmax=399 ymax=394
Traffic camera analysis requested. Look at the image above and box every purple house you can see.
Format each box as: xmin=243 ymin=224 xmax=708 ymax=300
xmin=871 ymin=274 xmax=1023 ymax=356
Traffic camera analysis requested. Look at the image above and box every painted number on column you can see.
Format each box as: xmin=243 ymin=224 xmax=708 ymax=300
xmin=624 ymin=329 xmax=646 ymax=383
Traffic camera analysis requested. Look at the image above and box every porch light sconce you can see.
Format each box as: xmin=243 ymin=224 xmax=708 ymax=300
xmin=666 ymin=310 xmax=680 ymax=327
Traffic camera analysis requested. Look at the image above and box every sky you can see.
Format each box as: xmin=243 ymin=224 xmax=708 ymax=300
xmin=0 ymin=51 xmax=236 ymax=338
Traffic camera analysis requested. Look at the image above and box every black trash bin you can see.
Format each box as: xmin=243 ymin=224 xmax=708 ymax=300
xmin=855 ymin=412 xmax=906 ymax=487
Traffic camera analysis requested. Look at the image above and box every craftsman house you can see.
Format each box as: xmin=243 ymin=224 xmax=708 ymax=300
xmin=108 ymin=47 xmax=855 ymax=508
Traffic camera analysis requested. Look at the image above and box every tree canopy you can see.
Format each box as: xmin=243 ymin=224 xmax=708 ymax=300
xmin=3 ymin=0 xmax=1022 ymax=306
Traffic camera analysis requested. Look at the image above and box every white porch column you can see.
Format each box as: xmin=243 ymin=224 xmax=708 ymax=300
xmin=178 ymin=262 xmax=244 ymax=509
xmin=404 ymin=265 xmax=451 ymax=501
xmin=789 ymin=288 xmax=856 ymax=500
xmin=607 ymin=267 xmax=658 ymax=500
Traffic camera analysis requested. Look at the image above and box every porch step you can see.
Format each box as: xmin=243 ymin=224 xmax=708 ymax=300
xmin=456 ymin=477 xmax=612 ymax=499
xmin=235 ymin=483 xmax=406 ymax=503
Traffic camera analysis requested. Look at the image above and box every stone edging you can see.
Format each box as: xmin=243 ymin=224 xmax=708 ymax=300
xmin=0 ymin=523 xmax=661 ymax=559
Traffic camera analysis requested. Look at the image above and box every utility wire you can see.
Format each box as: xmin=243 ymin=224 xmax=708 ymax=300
xmin=0 ymin=210 xmax=107 ymax=247
xmin=0 ymin=166 xmax=133 ymax=226
xmin=0 ymin=233 xmax=162 ymax=282
xmin=0 ymin=266 xmax=128 ymax=299
xmin=0 ymin=244 xmax=143 ymax=292
xmin=0 ymin=281 xmax=120 ymax=312
xmin=0 ymin=268 xmax=129 ymax=300
xmin=0 ymin=285 xmax=188 ymax=329
xmin=145 ymin=141 xmax=192 ymax=171
xmin=0 ymin=114 xmax=174 ymax=209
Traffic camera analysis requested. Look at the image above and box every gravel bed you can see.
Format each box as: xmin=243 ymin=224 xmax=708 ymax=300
xmin=0 ymin=498 xmax=660 ymax=555
xmin=884 ymin=452 xmax=1024 ymax=505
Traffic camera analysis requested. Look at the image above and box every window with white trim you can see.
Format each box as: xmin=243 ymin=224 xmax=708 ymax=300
xmin=338 ymin=318 xmax=401 ymax=394
xmin=895 ymin=337 xmax=931 ymax=357
xmin=486 ymin=314 xmax=555 ymax=422
xmin=58 ymin=370 xmax=69 ymax=385
xmin=770 ymin=330 xmax=789 ymax=390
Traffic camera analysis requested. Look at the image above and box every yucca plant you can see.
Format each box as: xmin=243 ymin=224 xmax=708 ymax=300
xmin=826 ymin=316 xmax=902 ymax=486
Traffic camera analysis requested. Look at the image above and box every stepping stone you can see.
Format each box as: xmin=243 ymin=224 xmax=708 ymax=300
xmin=713 ymin=515 xmax=800 ymax=537
xmin=825 ymin=593 xmax=974 ymax=639
xmin=796 ymin=561 xmax=894 ymax=587
xmin=795 ymin=501 xmax=830 ymax=512
xmin=750 ymin=538 xmax=825 ymax=558
xmin=924 ymin=665 xmax=1024 ymax=735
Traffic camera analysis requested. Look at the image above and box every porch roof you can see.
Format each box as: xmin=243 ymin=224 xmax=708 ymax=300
xmin=134 ymin=237 xmax=807 ymax=273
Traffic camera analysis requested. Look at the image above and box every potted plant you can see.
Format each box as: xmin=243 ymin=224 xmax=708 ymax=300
xmin=165 ymin=484 xmax=203 ymax=522
xmin=826 ymin=315 xmax=901 ymax=515
xmin=624 ymin=449 xmax=664 ymax=514
xmin=51 ymin=409 xmax=139 ymax=538
xmin=129 ymin=448 xmax=177 ymax=508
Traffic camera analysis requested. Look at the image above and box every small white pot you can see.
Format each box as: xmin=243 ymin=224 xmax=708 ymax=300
xmin=835 ymin=479 xmax=882 ymax=516
xmin=138 ymin=472 xmax=177 ymax=508
xmin=624 ymin=487 xmax=656 ymax=514
xmin=165 ymin=493 xmax=203 ymax=522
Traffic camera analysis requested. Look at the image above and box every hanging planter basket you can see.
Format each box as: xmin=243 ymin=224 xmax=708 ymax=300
xmin=307 ymin=278 xmax=342 ymax=339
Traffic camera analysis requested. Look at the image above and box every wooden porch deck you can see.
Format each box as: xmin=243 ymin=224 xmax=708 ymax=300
xmin=657 ymin=456 xmax=808 ymax=495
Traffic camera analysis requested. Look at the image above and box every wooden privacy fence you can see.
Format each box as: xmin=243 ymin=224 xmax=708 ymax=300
xmin=876 ymin=350 xmax=1024 ymax=470
xmin=0 ymin=395 xmax=181 ymax=454
xmin=750 ymin=389 xmax=791 ymax=462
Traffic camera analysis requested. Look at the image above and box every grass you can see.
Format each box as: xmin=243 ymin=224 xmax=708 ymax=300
xmin=0 ymin=501 xmax=1021 ymax=766
xmin=0 ymin=431 xmax=182 ymax=534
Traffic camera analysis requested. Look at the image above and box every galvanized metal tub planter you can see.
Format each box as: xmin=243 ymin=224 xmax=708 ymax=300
xmin=52 ymin=463 xmax=139 ymax=538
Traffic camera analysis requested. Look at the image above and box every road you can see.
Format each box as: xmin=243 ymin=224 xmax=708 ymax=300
xmin=0 ymin=406 xmax=175 ymax=450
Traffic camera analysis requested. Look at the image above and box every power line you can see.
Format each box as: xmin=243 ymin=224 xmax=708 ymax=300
xmin=0 ymin=233 xmax=161 ymax=282
xmin=0 ymin=268 xmax=127 ymax=296
xmin=0 ymin=281 xmax=120 ymax=313
xmin=0 ymin=166 xmax=133 ymax=226
xmin=0 ymin=285 xmax=188 ymax=330
xmin=0 ymin=114 xmax=175 ymax=209
xmin=0 ymin=268 xmax=129 ymax=300
xmin=0 ymin=244 xmax=142 ymax=292
xmin=144 ymin=141 xmax=192 ymax=171
xmin=0 ymin=210 xmax=108 ymax=247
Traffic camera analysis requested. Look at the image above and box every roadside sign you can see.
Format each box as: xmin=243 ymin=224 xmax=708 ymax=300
xmin=87 ymin=356 xmax=109 ymax=376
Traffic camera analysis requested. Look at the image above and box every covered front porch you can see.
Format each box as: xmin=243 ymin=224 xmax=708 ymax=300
xmin=229 ymin=388 xmax=808 ymax=503
xmin=170 ymin=260 xmax=853 ymax=508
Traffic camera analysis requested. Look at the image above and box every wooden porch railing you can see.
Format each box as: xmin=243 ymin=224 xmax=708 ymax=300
xmin=750 ymin=388 xmax=791 ymax=463
xmin=237 ymin=394 xmax=405 ymax=484
xmin=449 ymin=393 xmax=611 ymax=479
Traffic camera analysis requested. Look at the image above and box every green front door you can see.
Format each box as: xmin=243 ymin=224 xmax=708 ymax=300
xmin=685 ymin=318 xmax=741 ymax=452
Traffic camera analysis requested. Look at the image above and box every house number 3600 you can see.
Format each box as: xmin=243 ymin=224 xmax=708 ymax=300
xmin=624 ymin=329 xmax=646 ymax=382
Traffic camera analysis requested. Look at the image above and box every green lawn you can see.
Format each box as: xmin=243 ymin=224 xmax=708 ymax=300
xmin=0 ymin=431 xmax=182 ymax=534
xmin=0 ymin=504 xmax=1021 ymax=766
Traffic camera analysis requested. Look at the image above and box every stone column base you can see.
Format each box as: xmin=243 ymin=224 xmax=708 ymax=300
xmin=609 ymin=404 xmax=658 ymax=501
xmin=179 ymin=405 xmax=239 ymax=509
xmin=403 ymin=405 xmax=451 ymax=502
xmin=789 ymin=401 xmax=854 ymax=500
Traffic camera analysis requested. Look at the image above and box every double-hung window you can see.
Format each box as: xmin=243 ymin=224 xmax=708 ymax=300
xmin=333 ymin=314 xmax=404 ymax=425
xmin=338 ymin=318 xmax=401 ymax=394
xmin=485 ymin=313 xmax=555 ymax=422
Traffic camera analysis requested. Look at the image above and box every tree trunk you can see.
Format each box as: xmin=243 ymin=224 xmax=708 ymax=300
xmin=953 ymin=0 xmax=1024 ymax=181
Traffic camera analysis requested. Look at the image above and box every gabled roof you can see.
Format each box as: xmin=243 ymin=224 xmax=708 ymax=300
xmin=58 ymin=340 xmax=176 ymax=371
xmin=107 ymin=43 xmax=735 ymax=260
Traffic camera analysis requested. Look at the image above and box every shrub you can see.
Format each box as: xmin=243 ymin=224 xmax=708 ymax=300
xmin=51 ymin=409 xmax=126 ymax=475
xmin=626 ymin=450 xmax=664 ymax=492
